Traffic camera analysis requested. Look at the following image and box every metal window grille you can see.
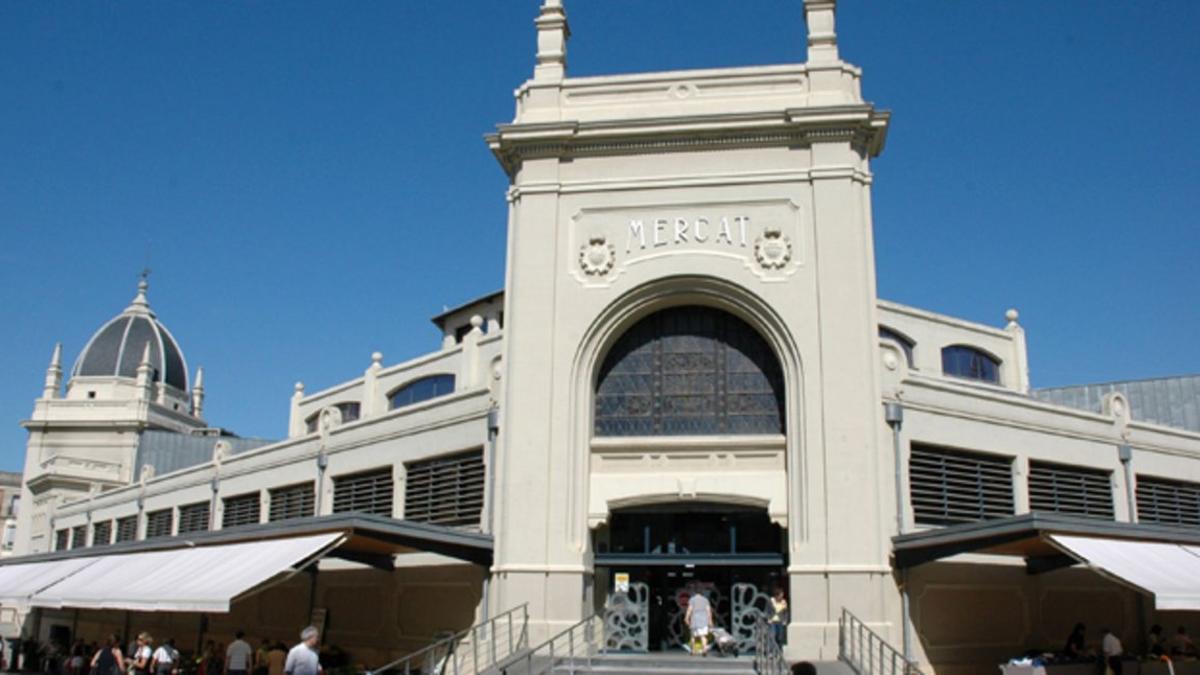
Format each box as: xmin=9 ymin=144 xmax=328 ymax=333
xmin=404 ymin=449 xmax=485 ymax=529
xmin=71 ymin=525 xmax=87 ymax=549
xmin=269 ymin=482 xmax=315 ymax=522
xmin=115 ymin=516 xmax=138 ymax=542
xmin=145 ymin=508 xmax=173 ymax=539
xmin=332 ymin=467 xmax=394 ymax=517
xmin=910 ymin=443 xmax=1014 ymax=526
xmin=223 ymin=492 xmax=261 ymax=528
xmin=594 ymin=306 xmax=785 ymax=436
xmin=55 ymin=528 xmax=69 ymax=551
xmin=305 ymin=402 xmax=362 ymax=433
xmin=92 ymin=520 xmax=112 ymax=547
xmin=178 ymin=501 xmax=210 ymax=534
xmin=1028 ymin=461 xmax=1114 ymax=519
xmin=1137 ymin=475 xmax=1200 ymax=526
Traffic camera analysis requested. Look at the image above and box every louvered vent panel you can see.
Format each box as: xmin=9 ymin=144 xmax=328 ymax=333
xmin=115 ymin=516 xmax=138 ymax=542
xmin=92 ymin=520 xmax=112 ymax=547
xmin=145 ymin=509 xmax=173 ymax=539
xmin=55 ymin=529 xmax=69 ymax=551
xmin=404 ymin=449 xmax=485 ymax=529
xmin=71 ymin=525 xmax=87 ymax=549
xmin=332 ymin=467 xmax=394 ymax=517
xmin=223 ymin=492 xmax=261 ymax=528
xmin=1137 ymin=475 xmax=1200 ymax=526
xmin=1028 ymin=461 xmax=1114 ymax=519
xmin=910 ymin=443 xmax=1014 ymax=526
xmin=178 ymin=501 xmax=210 ymax=534
xmin=269 ymin=482 xmax=315 ymax=522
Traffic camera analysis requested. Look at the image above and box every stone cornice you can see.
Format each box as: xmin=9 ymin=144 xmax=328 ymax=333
xmin=486 ymin=105 xmax=890 ymax=177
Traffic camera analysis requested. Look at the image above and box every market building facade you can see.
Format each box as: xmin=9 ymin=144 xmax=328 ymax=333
xmin=5 ymin=2 xmax=1200 ymax=674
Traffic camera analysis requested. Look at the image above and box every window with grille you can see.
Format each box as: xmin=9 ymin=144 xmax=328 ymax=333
xmin=1028 ymin=461 xmax=1114 ymax=519
xmin=1137 ymin=475 xmax=1200 ymax=526
xmin=595 ymin=306 xmax=785 ymax=436
xmin=71 ymin=525 xmax=87 ymax=548
xmin=178 ymin=501 xmax=210 ymax=534
xmin=93 ymin=520 xmax=112 ymax=547
xmin=404 ymin=449 xmax=485 ymax=529
xmin=941 ymin=345 xmax=1001 ymax=383
xmin=55 ymin=528 xmax=69 ymax=551
xmin=388 ymin=375 xmax=456 ymax=410
xmin=223 ymin=492 xmax=261 ymax=528
xmin=305 ymin=402 xmax=362 ymax=433
xmin=115 ymin=516 xmax=137 ymax=542
xmin=332 ymin=467 xmax=394 ymax=517
xmin=910 ymin=443 xmax=1014 ymax=526
xmin=145 ymin=509 xmax=173 ymax=538
xmin=269 ymin=482 xmax=315 ymax=522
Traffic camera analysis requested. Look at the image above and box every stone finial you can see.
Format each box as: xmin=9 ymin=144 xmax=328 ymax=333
xmin=469 ymin=314 xmax=484 ymax=332
xmin=43 ymin=342 xmax=63 ymax=399
xmin=533 ymin=0 xmax=569 ymax=81
xmin=293 ymin=381 xmax=305 ymax=398
xmin=371 ymin=351 xmax=384 ymax=368
xmin=127 ymin=269 xmax=154 ymax=315
xmin=1005 ymin=308 xmax=1020 ymax=326
xmin=804 ymin=0 xmax=839 ymax=64
xmin=135 ymin=342 xmax=154 ymax=398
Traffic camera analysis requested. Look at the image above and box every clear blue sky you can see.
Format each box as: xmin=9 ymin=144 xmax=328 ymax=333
xmin=2 ymin=2 xmax=1198 ymax=471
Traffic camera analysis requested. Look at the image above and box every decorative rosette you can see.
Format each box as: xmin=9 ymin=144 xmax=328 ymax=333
xmin=579 ymin=236 xmax=616 ymax=276
xmin=754 ymin=227 xmax=791 ymax=270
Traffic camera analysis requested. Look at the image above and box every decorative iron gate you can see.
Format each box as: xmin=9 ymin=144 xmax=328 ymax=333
xmin=603 ymin=581 xmax=649 ymax=652
xmin=732 ymin=582 xmax=772 ymax=653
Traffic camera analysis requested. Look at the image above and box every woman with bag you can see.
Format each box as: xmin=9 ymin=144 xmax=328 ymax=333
xmin=130 ymin=633 xmax=153 ymax=675
xmin=90 ymin=635 xmax=125 ymax=675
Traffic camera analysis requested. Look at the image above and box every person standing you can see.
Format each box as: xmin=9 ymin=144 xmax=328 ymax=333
xmin=90 ymin=636 xmax=125 ymax=675
xmin=284 ymin=628 xmax=321 ymax=675
xmin=1101 ymin=628 xmax=1123 ymax=675
xmin=684 ymin=590 xmax=713 ymax=656
xmin=131 ymin=634 xmax=154 ymax=675
xmin=769 ymin=587 xmax=789 ymax=646
xmin=267 ymin=643 xmax=287 ymax=675
xmin=226 ymin=632 xmax=253 ymax=675
xmin=254 ymin=640 xmax=270 ymax=675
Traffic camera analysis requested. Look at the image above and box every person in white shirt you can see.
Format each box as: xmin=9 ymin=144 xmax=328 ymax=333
xmin=1101 ymin=628 xmax=1123 ymax=675
xmin=150 ymin=639 xmax=178 ymax=675
xmin=226 ymin=632 xmax=254 ymax=675
xmin=284 ymin=627 xmax=321 ymax=675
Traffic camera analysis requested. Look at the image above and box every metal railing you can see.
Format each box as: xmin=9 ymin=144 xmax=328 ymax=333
xmin=368 ymin=603 xmax=529 ymax=675
xmin=839 ymin=608 xmax=922 ymax=675
xmin=498 ymin=614 xmax=603 ymax=675
xmin=753 ymin=615 xmax=790 ymax=675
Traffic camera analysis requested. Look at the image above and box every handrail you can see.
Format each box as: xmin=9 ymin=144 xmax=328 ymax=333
xmin=753 ymin=615 xmax=789 ymax=675
xmin=839 ymin=608 xmax=922 ymax=675
xmin=498 ymin=613 xmax=602 ymax=675
xmin=368 ymin=603 xmax=529 ymax=675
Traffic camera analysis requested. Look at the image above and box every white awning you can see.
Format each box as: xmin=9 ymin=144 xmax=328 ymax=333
xmin=1050 ymin=535 xmax=1200 ymax=610
xmin=0 ymin=556 xmax=99 ymax=607
xmin=29 ymin=532 xmax=344 ymax=612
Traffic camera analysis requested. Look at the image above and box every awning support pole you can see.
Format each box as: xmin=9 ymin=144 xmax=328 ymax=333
xmin=306 ymin=565 xmax=319 ymax=620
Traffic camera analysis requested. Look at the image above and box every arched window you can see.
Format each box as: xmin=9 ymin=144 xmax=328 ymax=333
xmin=595 ymin=306 xmax=784 ymax=436
xmin=305 ymin=401 xmax=361 ymax=433
xmin=388 ymin=374 xmax=456 ymax=410
xmin=878 ymin=325 xmax=915 ymax=368
xmin=941 ymin=345 xmax=1000 ymax=384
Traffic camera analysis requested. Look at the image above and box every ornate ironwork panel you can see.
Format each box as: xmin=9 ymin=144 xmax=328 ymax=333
xmin=664 ymin=582 xmax=728 ymax=651
xmin=732 ymin=582 xmax=772 ymax=654
xmin=604 ymin=581 xmax=649 ymax=652
xmin=595 ymin=306 xmax=784 ymax=436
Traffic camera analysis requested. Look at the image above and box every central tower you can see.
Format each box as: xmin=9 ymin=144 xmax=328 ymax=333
xmin=488 ymin=0 xmax=893 ymax=656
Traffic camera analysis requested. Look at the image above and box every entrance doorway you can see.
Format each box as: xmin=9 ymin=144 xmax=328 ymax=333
xmin=593 ymin=503 xmax=786 ymax=653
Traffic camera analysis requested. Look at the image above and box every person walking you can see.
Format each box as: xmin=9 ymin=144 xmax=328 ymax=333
xmin=90 ymin=636 xmax=125 ymax=675
xmin=151 ymin=639 xmax=179 ymax=675
xmin=225 ymin=632 xmax=253 ymax=675
xmin=266 ymin=643 xmax=286 ymax=675
xmin=684 ymin=590 xmax=713 ymax=656
xmin=284 ymin=628 xmax=321 ymax=675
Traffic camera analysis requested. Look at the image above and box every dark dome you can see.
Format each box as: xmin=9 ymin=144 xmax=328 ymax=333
xmin=71 ymin=280 xmax=189 ymax=391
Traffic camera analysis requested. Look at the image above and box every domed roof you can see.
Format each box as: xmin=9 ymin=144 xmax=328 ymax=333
xmin=71 ymin=278 xmax=189 ymax=391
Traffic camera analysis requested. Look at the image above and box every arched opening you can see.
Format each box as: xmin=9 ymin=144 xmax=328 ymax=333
xmin=594 ymin=306 xmax=785 ymax=437
xmin=593 ymin=502 xmax=786 ymax=653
